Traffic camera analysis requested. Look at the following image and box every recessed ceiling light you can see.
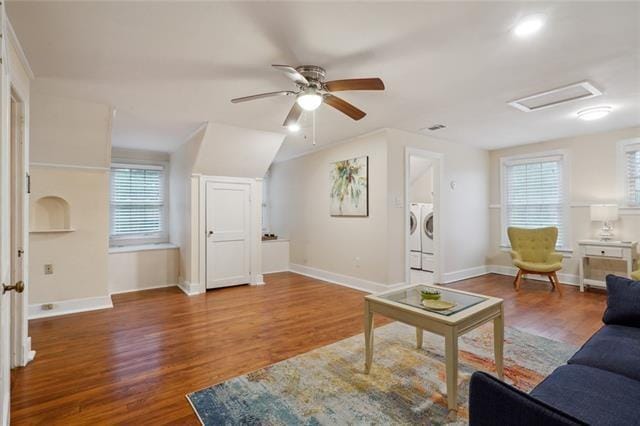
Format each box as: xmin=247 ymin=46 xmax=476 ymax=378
xmin=287 ymin=123 xmax=301 ymax=132
xmin=514 ymin=14 xmax=545 ymax=37
xmin=577 ymin=106 xmax=612 ymax=121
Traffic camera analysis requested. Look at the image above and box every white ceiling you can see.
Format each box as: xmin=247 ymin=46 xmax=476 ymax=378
xmin=8 ymin=1 xmax=640 ymax=161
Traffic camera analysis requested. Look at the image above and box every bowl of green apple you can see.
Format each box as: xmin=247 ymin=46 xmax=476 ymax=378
xmin=420 ymin=288 xmax=441 ymax=301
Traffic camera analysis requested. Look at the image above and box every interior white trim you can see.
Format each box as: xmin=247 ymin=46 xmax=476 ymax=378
xmin=487 ymin=265 xmax=580 ymax=287
xmin=28 ymin=296 xmax=114 ymax=319
xmin=198 ymin=175 xmax=262 ymax=293
xmin=178 ymin=280 xmax=204 ymax=296
xmin=30 ymin=162 xmax=110 ymax=171
xmin=108 ymin=242 xmax=178 ymax=254
xmin=109 ymin=284 xmax=178 ymax=295
xmin=6 ymin=18 xmax=35 ymax=80
xmin=290 ymin=263 xmax=405 ymax=294
xmin=404 ymin=147 xmax=444 ymax=285
xmin=441 ymin=266 xmax=490 ymax=284
xmin=507 ymin=81 xmax=601 ymax=112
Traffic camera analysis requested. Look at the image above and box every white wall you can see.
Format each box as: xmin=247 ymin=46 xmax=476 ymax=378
xmin=409 ymin=157 xmax=433 ymax=204
xmin=30 ymin=88 xmax=111 ymax=167
xmin=28 ymin=90 xmax=112 ymax=313
xmin=169 ymin=127 xmax=203 ymax=288
xmin=192 ymin=122 xmax=285 ymax=178
xmin=488 ymin=126 xmax=640 ymax=280
xmin=270 ymin=130 xmax=390 ymax=285
xmin=108 ymin=148 xmax=177 ymax=294
xmin=108 ymin=247 xmax=179 ymax=294
xmin=386 ymin=129 xmax=490 ymax=283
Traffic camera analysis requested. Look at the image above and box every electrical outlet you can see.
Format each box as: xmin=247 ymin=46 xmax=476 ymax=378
xmin=41 ymin=303 xmax=54 ymax=311
xmin=44 ymin=264 xmax=53 ymax=275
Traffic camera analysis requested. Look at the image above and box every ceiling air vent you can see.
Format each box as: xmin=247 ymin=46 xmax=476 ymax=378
xmin=508 ymin=81 xmax=602 ymax=112
xmin=421 ymin=124 xmax=446 ymax=131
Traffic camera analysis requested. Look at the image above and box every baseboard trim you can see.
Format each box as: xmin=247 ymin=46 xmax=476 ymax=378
xmin=441 ymin=265 xmax=490 ymax=284
xmin=109 ymin=284 xmax=177 ymax=295
xmin=486 ymin=265 xmax=580 ymax=286
xmin=28 ymin=295 xmax=114 ymax=320
xmin=178 ymin=281 xmax=204 ymax=296
xmin=289 ymin=263 xmax=404 ymax=294
xmin=251 ymin=274 xmax=266 ymax=286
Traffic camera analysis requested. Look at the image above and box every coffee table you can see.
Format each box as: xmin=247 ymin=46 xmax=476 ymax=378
xmin=364 ymin=284 xmax=504 ymax=412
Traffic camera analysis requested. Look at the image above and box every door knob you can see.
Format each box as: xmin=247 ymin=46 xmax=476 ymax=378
xmin=3 ymin=281 xmax=24 ymax=294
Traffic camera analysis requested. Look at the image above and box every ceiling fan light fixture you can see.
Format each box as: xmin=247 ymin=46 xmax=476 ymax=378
xmin=296 ymin=90 xmax=323 ymax=111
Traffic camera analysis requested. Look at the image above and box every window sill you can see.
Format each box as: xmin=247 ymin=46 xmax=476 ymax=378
xmin=109 ymin=243 xmax=178 ymax=254
xmin=499 ymin=245 xmax=573 ymax=258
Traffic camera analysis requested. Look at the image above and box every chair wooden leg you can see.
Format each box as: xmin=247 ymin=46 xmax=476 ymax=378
xmin=514 ymin=270 xmax=522 ymax=291
xmin=552 ymin=272 xmax=563 ymax=295
xmin=547 ymin=273 xmax=555 ymax=291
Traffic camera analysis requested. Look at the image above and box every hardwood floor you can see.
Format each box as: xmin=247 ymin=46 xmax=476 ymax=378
xmin=11 ymin=272 xmax=606 ymax=425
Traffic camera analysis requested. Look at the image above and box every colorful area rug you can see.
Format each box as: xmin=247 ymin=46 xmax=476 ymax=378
xmin=187 ymin=322 xmax=576 ymax=425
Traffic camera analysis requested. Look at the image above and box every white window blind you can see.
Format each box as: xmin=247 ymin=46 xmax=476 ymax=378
xmin=110 ymin=164 xmax=166 ymax=243
xmin=624 ymin=144 xmax=640 ymax=206
xmin=503 ymin=155 xmax=567 ymax=248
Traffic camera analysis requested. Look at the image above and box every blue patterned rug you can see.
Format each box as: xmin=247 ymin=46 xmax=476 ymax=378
xmin=187 ymin=322 xmax=576 ymax=425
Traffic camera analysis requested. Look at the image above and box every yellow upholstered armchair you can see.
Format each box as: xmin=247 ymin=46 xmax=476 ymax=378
xmin=507 ymin=227 xmax=563 ymax=294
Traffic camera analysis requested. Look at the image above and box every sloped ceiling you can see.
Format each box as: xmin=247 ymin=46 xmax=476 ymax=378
xmin=8 ymin=1 xmax=640 ymax=161
xmin=192 ymin=123 xmax=284 ymax=178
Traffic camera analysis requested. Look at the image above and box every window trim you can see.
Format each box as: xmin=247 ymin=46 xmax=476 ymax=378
xmin=616 ymin=138 xmax=640 ymax=208
xmin=109 ymin=160 xmax=170 ymax=247
xmin=499 ymin=150 xmax=571 ymax=251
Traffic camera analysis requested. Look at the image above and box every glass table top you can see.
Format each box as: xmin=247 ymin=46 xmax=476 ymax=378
xmin=378 ymin=285 xmax=488 ymax=316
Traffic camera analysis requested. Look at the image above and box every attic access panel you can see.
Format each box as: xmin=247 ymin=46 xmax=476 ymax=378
xmin=508 ymin=81 xmax=602 ymax=112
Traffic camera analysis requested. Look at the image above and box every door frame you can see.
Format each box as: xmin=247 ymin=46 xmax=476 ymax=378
xmin=9 ymin=88 xmax=31 ymax=368
xmin=197 ymin=175 xmax=263 ymax=293
xmin=404 ymin=147 xmax=443 ymax=284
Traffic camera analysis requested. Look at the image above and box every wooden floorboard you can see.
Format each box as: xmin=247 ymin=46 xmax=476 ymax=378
xmin=11 ymin=272 xmax=606 ymax=425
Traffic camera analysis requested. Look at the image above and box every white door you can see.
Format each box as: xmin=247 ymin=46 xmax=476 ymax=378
xmin=205 ymin=181 xmax=251 ymax=289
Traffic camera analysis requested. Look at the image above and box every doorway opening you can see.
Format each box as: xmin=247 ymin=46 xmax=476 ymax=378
xmin=9 ymin=89 xmax=30 ymax=367
xmin=405 ymin=148 xmax=442 ymax=285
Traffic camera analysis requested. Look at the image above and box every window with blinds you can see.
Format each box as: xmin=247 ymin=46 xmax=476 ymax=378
xmin=502 ymin=154 xmax=568 ymax=248
xmin=110 ymin=163 xmax=167 ymax=244
xmin=623 ymin=144 xmax=640 ymax=206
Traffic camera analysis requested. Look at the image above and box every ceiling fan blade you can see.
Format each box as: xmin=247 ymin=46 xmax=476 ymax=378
xmin=283 ymin=102 xmax=303 ymax=127
xmin=231 ymin=91 xmax=294 ymax=104
xmin=272 ymin=64 xmax=310 ymax=86
xmin=324 ymin=78 xmax=385 ymax=92
xmin=323 ymin=94 xmax=366 ymax=120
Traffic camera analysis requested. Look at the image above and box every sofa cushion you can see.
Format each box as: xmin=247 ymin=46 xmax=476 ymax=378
xmin=531 ymin=364 xmax=640 ymax=426
xmin=568 ymin=325 xmax=640 ymax=381
xmin=603 ymin=274 xmax=640 ymax=327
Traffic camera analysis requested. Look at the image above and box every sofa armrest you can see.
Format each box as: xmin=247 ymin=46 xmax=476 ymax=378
xmin=469 ymin=372 xmax=585 ymax=426
xmin=547 ymin=252 xmax=563 ymax=264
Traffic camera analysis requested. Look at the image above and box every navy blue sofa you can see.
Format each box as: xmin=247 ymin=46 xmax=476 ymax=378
xmin=469 ymin=275 xmax=640 ymax=426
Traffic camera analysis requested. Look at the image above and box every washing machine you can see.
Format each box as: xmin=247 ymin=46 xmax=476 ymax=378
xmin=409 ymin=203 xmax=422 ymax=269
xmin=421 ymin=203 xmax=435 ymax=272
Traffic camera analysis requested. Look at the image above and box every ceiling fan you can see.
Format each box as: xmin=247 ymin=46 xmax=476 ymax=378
xmin=231 ymin=65 xmax=385 ymax=131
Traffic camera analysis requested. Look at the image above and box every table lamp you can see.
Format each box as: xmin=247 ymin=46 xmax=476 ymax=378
xmin=590 ymin=204 xmax=619 ymax=241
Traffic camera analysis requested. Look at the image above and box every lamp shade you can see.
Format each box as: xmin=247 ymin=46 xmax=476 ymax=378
xmin=590 ymin=204 xmax=619 ymax=222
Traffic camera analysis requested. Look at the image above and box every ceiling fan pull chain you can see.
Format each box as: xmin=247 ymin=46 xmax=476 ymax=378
xmin=312 ymin=111 xmax=316 ymax=146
